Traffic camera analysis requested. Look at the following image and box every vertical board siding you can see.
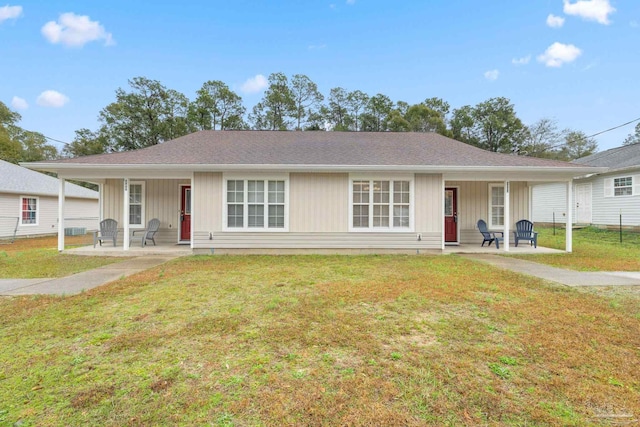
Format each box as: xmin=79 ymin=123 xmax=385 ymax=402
xmin=290 ymin=173 xmax=348 ymax=232
xmin=447 ymin=181 xmax=529 ymax=244
xmin=415 ymin=174 xmax=443 ymax=233
xmin=193 ymin=172 xmax=222 ymax=232
xmin=102 ymin=178 xmax=187 ymax=243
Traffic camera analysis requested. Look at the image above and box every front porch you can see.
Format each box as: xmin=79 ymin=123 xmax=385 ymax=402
xmin=443 ymin=243 xmax=562 ymax=255
xmin=65 ymin=243 xmax=193 ymax=257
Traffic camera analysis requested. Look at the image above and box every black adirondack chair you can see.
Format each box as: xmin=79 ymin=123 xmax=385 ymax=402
xmin=477 ymin=219 xmax=504 ymax=249
xmin=513 ymin=219 xmax=538 ymax=248
xmin=94 ymin=219 xmax=118 ymax=247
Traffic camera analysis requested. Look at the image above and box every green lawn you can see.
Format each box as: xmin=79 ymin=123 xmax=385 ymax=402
xmin=0 ymin=236 xmax=124 ymax=278
xmin=1 ymin=255 xmax=639 ymax=426
xmin=511 ymin=226 xmax=640 ymax=271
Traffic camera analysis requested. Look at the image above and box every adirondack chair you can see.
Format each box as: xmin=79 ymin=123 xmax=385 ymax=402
xmin=130 ymin=218 xmax=160 ymax=247
xmin=477 ymin=219 xmax=504 ymax=249
xmin=94 ymin=219 xmax=118 ymax=247
xmin=513 ymin=219 xmax=538 ymax=248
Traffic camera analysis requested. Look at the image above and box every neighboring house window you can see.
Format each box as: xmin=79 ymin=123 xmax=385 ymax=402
xmin=20 ymin=196 xmax=38 ymax=225
xmin=129 ymin=182 xmax=145 ymax=227
xmin=614 ymin=177 xmax=632 ymax=196
xmin=224 ymin=176 xmax=288 ymax=230
xmin=489 ymin=184 xmax=504 ymax=229
xmin=350 ymin=178 xmax=412 ymax=231
xmin=604 ymin=176 xmax=639 ymax=198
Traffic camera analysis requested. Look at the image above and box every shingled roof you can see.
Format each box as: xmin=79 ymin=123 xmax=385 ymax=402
xmin=573 ymin=143 xmax=640 ymax=171
xmin=0 ymin=159 xmax=97 ymax=198
xmin=42 ymin=131 xmax=586 ymax=169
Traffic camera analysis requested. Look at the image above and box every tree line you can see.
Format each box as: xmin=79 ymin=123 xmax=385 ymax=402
xmin=6 ymin=71 xmax=627 ymax=164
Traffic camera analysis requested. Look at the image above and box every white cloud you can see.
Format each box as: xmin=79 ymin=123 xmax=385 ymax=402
xmin=346 ymin=0 xmax=355 ymax=4
xmin=41 ymin=12 xmax=114 ymax=47
xmin=563 ymin=0 xmax=615 ymax=25
xmin=546 ymin=14 xmax=565 ymax=28
xmin=512 ymin=55 xmax=531 ymax=65
xmin=240 ymin=74 xmax=268 ymax=94
xmin=0 ymin=5 xmax=22 ymax=23
xmin=11 ymin=96 xmax=28 ymax=110
xmin=631 ymin=20 xmax=639 ymax=28
xmin=36 ymin=90 xmax=69 ymax=108
xmin=537 ymin=42 xmax=582 ymax=67
xmin=484 ymin=69 xmax=499 ymax=81
xmin=308 ymin=44 xmax=327 ymax=50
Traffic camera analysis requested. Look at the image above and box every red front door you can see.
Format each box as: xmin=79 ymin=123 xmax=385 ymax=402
xmin=180 ymin=186 xmax=191 ymax=241
xmin=444 ymin=187 xmax=458 ymax=243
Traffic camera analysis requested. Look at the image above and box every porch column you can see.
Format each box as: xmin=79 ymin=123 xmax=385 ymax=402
xmin=504 ymin=181 xmax=510 ymax=251
xmin=123 ymin=178 xmax=130 ymax=250
xmin=190 ymin=172 xmax=195 ymax=249
xmin=441 ymin=176 xmax=446 ymax=250
xmin=566 ymin=180 xmax=573 ymax=253
xmin=58 ymin=178 xmax=65 ymax=252
xmin=98 ymin=183 xmax=104 ymax=222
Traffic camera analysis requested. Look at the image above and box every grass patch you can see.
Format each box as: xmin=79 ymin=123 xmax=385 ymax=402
xmin=511 ymin=226 xmax=640 ymax=271
xmin=0 ymin=235 xmax=124 ymax=278
xmin=1 ymin=255 xmax=639 ymax=425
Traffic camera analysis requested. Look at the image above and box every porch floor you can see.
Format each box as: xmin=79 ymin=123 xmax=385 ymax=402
xmin=65 ymin=243 xmax=193 ymax=257
xmin=63 ymin=242 xmax=563 ymax=256
xmin=443 ymin=244 xmax=562 ymax=255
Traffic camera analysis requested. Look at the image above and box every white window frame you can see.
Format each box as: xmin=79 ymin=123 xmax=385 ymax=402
xmin=604 ymin=175 xmax=640 ymax=198
xmin=488 ymin=183 xmax=505 ymax=230
xmin=129 ymin=181 xmax=145 ymax=229
xmin=19 ymin=195 xmax=38 ymax=226
xmin=222 ymin=173 xmax=289 ymax=232
xmin=613 ymin=176 xmax=633 ymax=197
xmin=348 ymin=174 xmax=414 ymax=232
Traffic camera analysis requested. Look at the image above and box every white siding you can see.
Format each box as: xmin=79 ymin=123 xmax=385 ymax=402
xmin=590 ymin=173 xmax=640 ymax=226
xmin=531 ymin=182 xmax=571 ymax=223
xmin=0 ymin=192 xmax=98 ymax=238
xmin=290 ymin=173 xmax=348 ymax=232
xmin=415 ymin=174 xmax=442 ymax=233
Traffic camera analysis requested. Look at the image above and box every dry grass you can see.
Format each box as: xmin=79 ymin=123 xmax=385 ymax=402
xmin=0 ymin=235 xmax=124 ymax=278
xmin=511 ymin=226 xmax=640 ymax=271
xmin=1 ymin=255 xmax=639 ymax=426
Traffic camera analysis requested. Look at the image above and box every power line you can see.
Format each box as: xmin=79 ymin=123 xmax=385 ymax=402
xmin=585 ymin=116 xmax=640 ymax=139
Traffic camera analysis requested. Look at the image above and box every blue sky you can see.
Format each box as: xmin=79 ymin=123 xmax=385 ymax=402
xmin=1 ymin=0 xmax=638 ymax=152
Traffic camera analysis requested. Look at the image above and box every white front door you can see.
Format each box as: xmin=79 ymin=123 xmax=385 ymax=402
xmin=575 ymin=183 xmax=592 ymax=224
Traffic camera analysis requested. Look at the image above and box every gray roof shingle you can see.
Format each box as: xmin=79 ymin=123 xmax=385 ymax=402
xmin=43 ymin=131 xmax=585 ymax=168
xmin=573 ymin=143 xmax=640 ymax=170
xmin=0 ymin=159 xmax=98 ymax=199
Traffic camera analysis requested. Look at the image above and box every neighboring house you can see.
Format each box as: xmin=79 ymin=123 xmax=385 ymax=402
xmin=0 ymin=159 xmax=99 ymax=239
xmin=24 ymin=131 xmax=602 ymax=252
xmin=532 ymin=143 xmax=640 ymax=228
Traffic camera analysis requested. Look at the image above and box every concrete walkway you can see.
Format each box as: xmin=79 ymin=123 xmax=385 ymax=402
xmin=0 ymin=255 xmax=180 ymax=296
xmin=461 ymin=254 xmax=640 ymax=287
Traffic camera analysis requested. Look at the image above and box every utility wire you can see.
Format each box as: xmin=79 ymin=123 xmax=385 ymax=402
xmin=585 ymin=116 xmax=640 ymax=139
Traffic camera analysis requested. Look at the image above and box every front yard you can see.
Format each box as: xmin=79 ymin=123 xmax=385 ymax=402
xmin=512 ymin=226 xmax=640 ymax=271
xmin=1 ymin=252 xmax=639 ymax=426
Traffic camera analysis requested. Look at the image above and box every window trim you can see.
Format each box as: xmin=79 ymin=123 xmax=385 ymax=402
xmin=613 ymin=176 xmax=633 ymax=197
xmin=604 ymin=175 xmax=640 ymax=198
xmin=128 ymin=181 xmax=146 ymax=229
xmin=222 ymin=173 xmax=289 ymax=232
xmin=348 ymin=174 xmax=415 ymax=232
xmin=19 ymin=195 xmax=38 ymax=226
xmin=488 ymin=183 xmax=505 ymax=230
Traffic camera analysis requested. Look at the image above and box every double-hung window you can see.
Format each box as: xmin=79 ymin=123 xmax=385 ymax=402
xmin=350 ymin=178 xmax=412 ymax=231
xmin=614 ymin=177 xmax=633 ymax=196
xmin=604 ymin=176 xmax=638 ymax=197
xmin=225 ymin=176 xmax=287 ymax=230
xmin=20 ymin=196 xmax=38 ymax=225
xmin=129 ymin=181 xmax=145 ymax=227
xmin=488 ymin=184 xmax=505 ymax=229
